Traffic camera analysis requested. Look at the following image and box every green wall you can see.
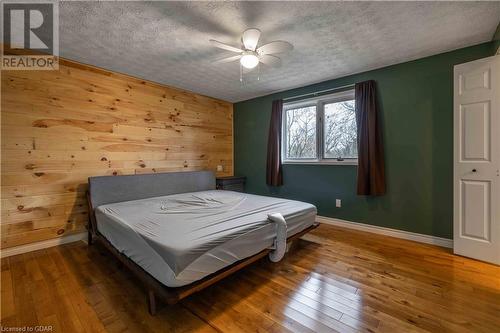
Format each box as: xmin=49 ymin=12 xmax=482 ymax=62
xmin=234 ymin=42 xmax=496 ymax=239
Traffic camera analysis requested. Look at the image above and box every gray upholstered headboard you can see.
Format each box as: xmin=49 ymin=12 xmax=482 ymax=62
xmin=88 ymin=171 xmax=216 ymax=209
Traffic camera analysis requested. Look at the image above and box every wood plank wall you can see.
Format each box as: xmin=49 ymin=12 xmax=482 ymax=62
xmin=1 ymin=59 xmax=233 ymax=249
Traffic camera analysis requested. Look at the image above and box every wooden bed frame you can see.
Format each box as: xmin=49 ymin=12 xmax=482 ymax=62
xmin=86 ymin=191 xmax=319 ymax=315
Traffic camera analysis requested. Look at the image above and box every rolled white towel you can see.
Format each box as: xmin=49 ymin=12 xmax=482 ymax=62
xmin=268 ymin=213 xmax=287 ymax=262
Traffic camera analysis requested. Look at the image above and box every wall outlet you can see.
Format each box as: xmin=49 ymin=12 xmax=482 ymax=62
xmin=335 ymin=199 xmax=341 ymax=208
xmin=216 ymin=165 xmax=223 ymax=172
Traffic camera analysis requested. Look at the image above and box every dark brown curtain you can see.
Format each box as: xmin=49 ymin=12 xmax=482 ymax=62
xmin=266 ymin=99 xmax=284 ymax=186
xmin=355 ymin=80 xmax=386 ymax=195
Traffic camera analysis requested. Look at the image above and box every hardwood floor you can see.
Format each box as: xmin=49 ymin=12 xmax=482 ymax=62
xmin=1 ymin=224 xmax=499 ymax=332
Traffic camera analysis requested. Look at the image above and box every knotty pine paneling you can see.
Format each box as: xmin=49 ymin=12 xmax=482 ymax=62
xmin=1 ymin=59 xmax=233 ymax=249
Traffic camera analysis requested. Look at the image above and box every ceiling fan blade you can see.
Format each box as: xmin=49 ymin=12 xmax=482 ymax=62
xmin=259 ymin=54 xmax=281 ymax=67
xmin=213 ymin=55 xmax=242 ymax=64
xmin=209 ymin=39 xmax=244 ymax=53
xmin=257 ymin=41 xmax=293 ymax=55
xmin=242 ymin=28 xmax=261 ymax=51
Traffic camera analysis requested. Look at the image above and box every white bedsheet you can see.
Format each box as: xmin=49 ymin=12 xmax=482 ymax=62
xmin=95 ymin=190 xmax=317 ymax=287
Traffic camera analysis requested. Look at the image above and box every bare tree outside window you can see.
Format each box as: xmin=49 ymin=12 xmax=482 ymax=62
xmin=285 ymin=106 xmax=317 ymax=158
xmin=324 ymin=100 xmax=357 ymax=159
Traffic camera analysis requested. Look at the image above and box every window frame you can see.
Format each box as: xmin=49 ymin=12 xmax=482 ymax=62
xmin=282 ymin=89 xmax=358 ymax=166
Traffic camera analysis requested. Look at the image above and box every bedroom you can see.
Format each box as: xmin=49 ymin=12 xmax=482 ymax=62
xmin=1 ymin=1 xmax=499 ymax=332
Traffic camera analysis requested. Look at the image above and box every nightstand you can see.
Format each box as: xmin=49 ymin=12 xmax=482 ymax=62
xmin=216 ymin=176 xmax=246 ymax=192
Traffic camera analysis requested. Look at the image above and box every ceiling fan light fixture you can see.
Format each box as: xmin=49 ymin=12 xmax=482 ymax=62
xmin=210 ymin=29 xmax=293 ymax=78
xmin=240 ymin=53 xmax=259 ymax=69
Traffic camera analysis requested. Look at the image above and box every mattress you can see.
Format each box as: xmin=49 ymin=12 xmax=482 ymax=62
xmin=95 ymin=190 xmax=317 ymax=287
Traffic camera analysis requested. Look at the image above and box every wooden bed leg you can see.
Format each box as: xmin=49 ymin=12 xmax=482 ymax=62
xmin=87 ymin=228 xmax=93 ymax=246
xmin=147 ymin=290 xmax=156 ymax=316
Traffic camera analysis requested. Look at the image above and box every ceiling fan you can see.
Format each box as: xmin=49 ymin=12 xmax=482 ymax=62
xmin=210 ymin=28 xmax=293 ymax=78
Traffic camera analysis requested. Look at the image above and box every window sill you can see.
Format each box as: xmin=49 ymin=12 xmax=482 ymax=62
xmin=283 ymin=159 xmax=358 ymax=166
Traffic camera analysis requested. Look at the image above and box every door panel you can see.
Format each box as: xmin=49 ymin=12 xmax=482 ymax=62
xmin=454 ymin=55 xmax=500 ymax=265
xmin=458 ymin=67 xmax=490 ymax=94
xmin=460 ymin=102 xmax=490 ymax=161
xmin=460 ymin=180 xmax=490 ymax=241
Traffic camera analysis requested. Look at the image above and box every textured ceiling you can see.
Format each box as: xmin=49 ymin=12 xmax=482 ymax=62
xmin=58 ymin=1 xmax=500 ymax=102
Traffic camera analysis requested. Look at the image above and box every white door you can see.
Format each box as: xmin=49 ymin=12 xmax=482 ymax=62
xmin=454 ymin=55 xmax=500 ymax=265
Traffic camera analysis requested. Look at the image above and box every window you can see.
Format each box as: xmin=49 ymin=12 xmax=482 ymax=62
xmin=282 ymin=90 xmax=357 ymax=164
xmin=324 ymin=100 xmax=357 ymax=159
xmin=284 ymin=105 xmax=317 ymax=159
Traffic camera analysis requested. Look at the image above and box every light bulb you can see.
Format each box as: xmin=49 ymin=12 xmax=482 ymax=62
xmin=240 ymin=54 xmax=259 ymax=69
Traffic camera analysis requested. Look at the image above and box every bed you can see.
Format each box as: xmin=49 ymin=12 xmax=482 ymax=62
xmin=87 ymin=171 xmax=318 ymax=314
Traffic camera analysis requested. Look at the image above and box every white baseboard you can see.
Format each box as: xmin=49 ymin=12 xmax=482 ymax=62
xmin=316 ymin=216 xmax=453 ymax=248
xmin=0 ymin=232 xmax=87 ymax=258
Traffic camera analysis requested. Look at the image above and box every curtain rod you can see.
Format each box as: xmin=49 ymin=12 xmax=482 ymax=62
xmin=282 ymin=83 xmax=355 ymax=102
